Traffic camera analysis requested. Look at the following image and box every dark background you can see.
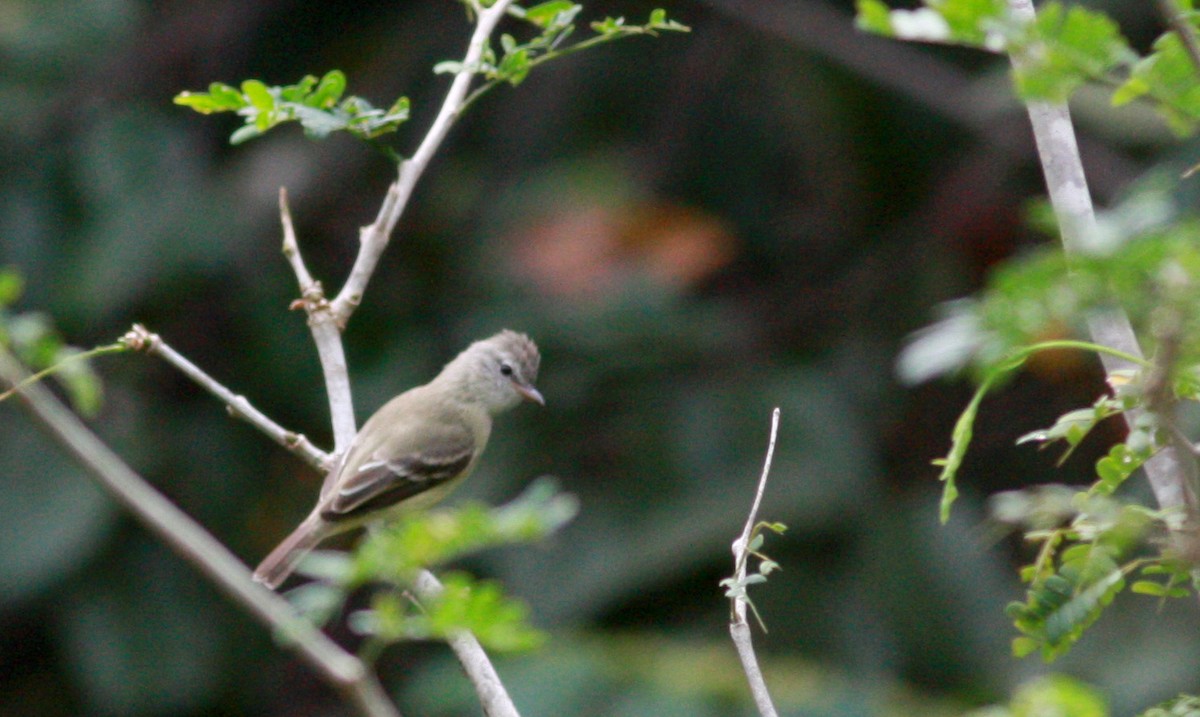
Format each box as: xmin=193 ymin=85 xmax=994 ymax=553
xmin=2 ymin=1 xmax=1197 ymax=715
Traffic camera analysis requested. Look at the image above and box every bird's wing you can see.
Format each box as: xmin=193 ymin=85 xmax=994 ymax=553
xmin=322 ymin=421 xmax=476 ymax=520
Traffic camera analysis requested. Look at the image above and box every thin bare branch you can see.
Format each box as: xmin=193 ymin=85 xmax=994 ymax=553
xmin=329 ymin=0 xmax=517 ymax=322
xmin=414 ymin=569 xmax=521 ymax=717
xmin=278 ymin=189 xmax=359 ymax=452
xmin=122 ymin=324 xmax=331 ymax=472
xmin=728 ymin=408 xmax=781 ymax=717
xmin=0 ymin=347 xmax=399 ymax=717
xmin=1007 ymin=0 xmax=1198 ymax=517
xmin=280 ymin=187 xmax=317 ymax=291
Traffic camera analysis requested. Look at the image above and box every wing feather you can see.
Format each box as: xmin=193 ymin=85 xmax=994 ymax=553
xmin=321 ymin=426 xmax=475 ymax=519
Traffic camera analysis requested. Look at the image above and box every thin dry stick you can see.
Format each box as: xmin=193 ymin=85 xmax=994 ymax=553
xmin=329 ymin=0 xmax=516 ymax=323
xmin=279 ymin=189 xmax=358 ymax=453
xmin=122 ymin=323 xmax=331 ymax=472
xmin=729 ymin=408 xmax=781 ymax=717
xmin=414 ymin=570 xmax=520 ymax=717
xmin=0 ymin=348 xmax=400 ymax=717
xmin=272 ymin=3 xmax=525 ymax=714
xmin=1006 ymin=0 xmax=1198 ymax=516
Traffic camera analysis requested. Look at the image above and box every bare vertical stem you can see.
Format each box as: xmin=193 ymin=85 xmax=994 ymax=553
xmin=1007 ymin=0 xmax=1198 ymax=516
xmin=330 ymin=0 xmax=517 ymax=322
xmin=414 ymin=570 xmax=520 ymax=717
xmin=728 ymin=408 xmax=781 ymax=717
xmin=279 ymin=188 xmax=359 ymax=452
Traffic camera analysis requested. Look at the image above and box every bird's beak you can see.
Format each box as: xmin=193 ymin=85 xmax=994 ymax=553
xmin=515 ymin=382 xmax=545 ymax=406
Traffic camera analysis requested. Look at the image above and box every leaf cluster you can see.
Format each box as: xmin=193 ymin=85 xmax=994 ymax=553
xmin=719 ymin=520 xmax=786 ymax=631
xmin=284 ymin=478 xmax=578 ymax=657
xmin=892 ymin=176 xmax=1200 ymax=661
xmin=991 ymin=471 xmax=1195 ymax=662
xmin=174 ymin=71 xmax=411 ymax=146
xmin=441 ymin=3 xmax=689 ymax=109
xmin=174 ymin=4 xmax=688 ymax=150
xmin=1139 ymin=694 xmax=1200 ymax=717
xmin=857 ymin=0 xmax=1200 ymax=134
xmin=901 ymin=183 xmax=1200 ymax=520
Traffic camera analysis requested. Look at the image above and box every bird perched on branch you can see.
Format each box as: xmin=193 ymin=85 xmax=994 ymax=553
xmin=254 ymin=330 xmax=543 ymax=589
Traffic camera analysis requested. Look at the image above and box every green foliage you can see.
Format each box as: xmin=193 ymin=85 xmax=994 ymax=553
xmin=1010 ymin=2 xmax=1133 ymax=102
xmin=900 ymin=184 xmax=1200 ymax=519
xmin=174 ymin=71 xmax=411 ymax=146
xmin=1140 ymin=693 xmax=1200 ymax=717
xmin=177 ymin=5 xmax=688 ymax=150
xmin=895 ymin=170 xmax=1200 ymax=661
xmin=354 ymin=573 xmax=544 ymax=653
xmin=1116 ymin=33 xmax=1200 ymax=135
xmin=719 ymin=520 xmax=786 ymax=631
xmin=857 ymin=0 xmax=1200 ymax=133
xmin=287 ymin=479 xmax=577 ymax=655
xmin=442 ymin=4 xmax=689 ymax=109
xmin=969 ymin=674 xmax=1109 ymax=717
xmin=1006 ymin=542 xmax=1127 ymax=661
xmin=0 ymin=266 xmax=118 ymax=416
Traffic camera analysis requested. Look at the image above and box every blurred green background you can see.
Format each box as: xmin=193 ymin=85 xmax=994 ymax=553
xmin=2 ymin=0 xmax=1198 ymax=715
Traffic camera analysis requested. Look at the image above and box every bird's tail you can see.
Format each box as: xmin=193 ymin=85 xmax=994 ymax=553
xmin=253 ymin=513 xmax=329 ymax=590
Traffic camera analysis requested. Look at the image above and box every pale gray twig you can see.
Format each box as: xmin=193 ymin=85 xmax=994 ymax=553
xmin=279 ymin=189 xmax=359 ymax=454
xmin=274 ymin=3 xmax=527 ymax=714
xmin=329 ymin=0 xmax=517 ymax=324
xmin=728 ymin=408 xmax=781 ymax=717
xmin=1006 ymin=0 xmax=1198 ymax=517
xmin=122 ymin=324 xmax=331 ymax=472
xmin=414 ymin=569 xmax=521 ymax=717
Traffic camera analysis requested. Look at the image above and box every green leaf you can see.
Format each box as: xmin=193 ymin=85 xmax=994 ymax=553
xmin=0 ymin=267 xmax=24 ymax=308
xmin=1138 ymin=693 xmax=1200 ymax=717
xmin=292 ymin=105 xmax=348 ymax=138
xmin=1012 ymin=636 xmax=1040 ymax=658
xmin=1118 ymin=32 xmax=1200 ymax=134
xmin=240 ymin=79 xmax=275 ymax=111
xmin=1130 ymin=580 xmax=1169 ymax=596
xmin=53 ymin=348 xmax=103 ymax=417
xmin=278 ymin=74 xmax=318 ymax=103
xmin=1010 ymin=674 xmax=1108 ymax=717
xmin=1092 ymin=443 xmax=1148 ymax=496
xmin=935 ymin=361 xmax=1021 ymax=522
xmin=424 ymin=573 xmax=545 ymax=652
xmin=433 ymin=60 xmax=464 ymax=75
xmin=1012 ymin=2 xmax=1134 ymax=103
xmin=229 ymin=124 xmax=263 ymax=145
xmin=523 ymin=1 xmax=579 ymax=28
xmin=932 ymin=0 xmax=1009 ymax=46
xmin=309 ymin=70 xmax=347 ymax=108
xmin=855 ymin=0 xmax=897 ymax=35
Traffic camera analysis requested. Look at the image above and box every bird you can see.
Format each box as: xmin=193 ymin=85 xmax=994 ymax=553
xmin=253 ymin=330 xmax=543 ymax=589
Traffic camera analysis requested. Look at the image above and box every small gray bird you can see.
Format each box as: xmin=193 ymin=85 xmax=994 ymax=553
xmin=253 ymin=330 xmax=543 ymax=589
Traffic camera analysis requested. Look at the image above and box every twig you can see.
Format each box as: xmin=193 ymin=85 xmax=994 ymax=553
xmin=0 ymin=342 xmax=126 ymax=404
xmin=414 ymin=570 xmax=521 ymax=717
xmin=728 ymin=408 xmax=781 ymax=717
xmin=274 ymin=4 xmax=527 ymax=714
xmin=1006 ymin=0 xmax=1198 ymax=517
xmin=0 ymin=347 xmax=399 ymax=717
xmin=329 ymin=0 xmax=516 ymax=324
xmin=279 ymin=190 xmax=358 ymax=453
xmin=122 ymin=324 xmax=331 ymax=472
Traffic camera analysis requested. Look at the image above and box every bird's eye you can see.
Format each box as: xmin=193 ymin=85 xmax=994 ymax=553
xmin=499 ymin=363 xmax=514 ymax=377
